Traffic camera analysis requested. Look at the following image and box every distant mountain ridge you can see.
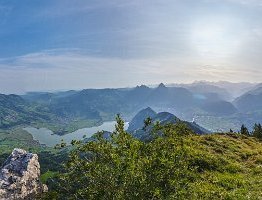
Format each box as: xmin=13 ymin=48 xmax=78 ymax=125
xmin=168 ymin=81 xmax=258 ymax=100
xmin=38 ymin=83 xmax=238 ymax=121
xmin=0 ymin=94 xmax=53 ymax=128
xmin=127 ymin=107 xmax=157 ymax=132
xmin=201 ymin=101 xmax=237 ymax=116
xmin=2 ymin=81 xmax=261 ymax=133
xmin=127 ymin=107 xmax=210 ymax=140
xmin=234 ymin=86 xmax=262 ymax=113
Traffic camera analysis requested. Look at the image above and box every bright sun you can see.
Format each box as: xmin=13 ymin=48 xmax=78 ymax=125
xmin=191 ymin=18 xmax=241 ymax=57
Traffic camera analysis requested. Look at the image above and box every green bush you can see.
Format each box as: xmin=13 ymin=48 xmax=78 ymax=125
xmin=42 ymin=117 xmax=262 ymax=200
xmin=43 ymin=116 xmax=196 ymax=199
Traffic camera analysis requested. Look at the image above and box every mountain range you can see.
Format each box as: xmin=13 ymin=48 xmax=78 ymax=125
xmin=0 ymin=81 xmax=261 ymax=133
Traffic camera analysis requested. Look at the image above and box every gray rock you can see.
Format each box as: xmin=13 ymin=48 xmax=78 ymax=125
xmin=0 ymin=148 xmax=47 ymax=200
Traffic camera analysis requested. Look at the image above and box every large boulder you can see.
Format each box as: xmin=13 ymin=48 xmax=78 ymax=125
xmin=0 ymin=148 xmax=47 ymax=200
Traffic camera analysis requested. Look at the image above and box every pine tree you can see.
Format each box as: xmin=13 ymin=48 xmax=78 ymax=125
xmin=143 ymin=117 xmax=152 ymax=131
xmin=240 ymin=124 xmax=249 ymax=136
xmin=253 ymin=123 xmax=262 ymax=139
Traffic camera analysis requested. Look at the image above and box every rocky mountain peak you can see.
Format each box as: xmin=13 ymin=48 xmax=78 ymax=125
xmin=157 ymin=83 xmax=166 ymax=88
xmin=0 ymin=148 xmax=47 ymax=199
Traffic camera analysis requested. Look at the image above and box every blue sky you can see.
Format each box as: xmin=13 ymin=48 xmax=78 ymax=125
xmin=0 ymin=0 xmax=261 ymax=93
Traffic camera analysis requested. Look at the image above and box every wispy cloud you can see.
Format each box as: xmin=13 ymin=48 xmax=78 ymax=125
xmin=0 ymin=0 xmax=262 ymax=94
xmin=0 ymin=49 xmax=260 ymax=94
xmin=195 ymin=65 xmax=261 ymax=80
xmin=223 ymin=0 xmax=262 ymax=6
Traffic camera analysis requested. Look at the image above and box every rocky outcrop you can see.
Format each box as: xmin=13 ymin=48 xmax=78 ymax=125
xmin=0 ymin=149 xmax=47 ymax=200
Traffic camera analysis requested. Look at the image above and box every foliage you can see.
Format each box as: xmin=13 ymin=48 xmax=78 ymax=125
xmin=240 ymin=124 xmax=249 ymax=135
xmin=142 ymin=116 xmax=152 ymax=130
xmin=40 ymin=170 xmax=59 ymax=184
xmin=44 ymin=116 xmax=196 ymax=199
xmin=252 ymin=123 xmax=262 ymax=139
xmin=43 ymin=117 xmax=262 ymax=200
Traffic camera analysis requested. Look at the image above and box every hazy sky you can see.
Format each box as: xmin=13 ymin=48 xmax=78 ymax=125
xmin=0 ymin=0 xmax=262 ymax=94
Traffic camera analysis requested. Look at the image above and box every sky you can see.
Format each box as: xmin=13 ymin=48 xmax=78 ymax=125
xmin=0 ymin=0 xmax=262 ymax=94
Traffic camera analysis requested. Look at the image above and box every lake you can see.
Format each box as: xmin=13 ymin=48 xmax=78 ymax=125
xmin=24 ymin=121 xmax=129 ymax=147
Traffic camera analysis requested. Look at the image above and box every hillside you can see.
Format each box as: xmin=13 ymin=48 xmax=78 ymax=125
xmin=127 ymin=107 xmax=157 ymax=132
xmin=184 ymin=133 xmax=262 ymax=198
xmin=44 ymin=119 xmax=262 ymax=199
xmin=127 ymin=107 xmax=209 ymax=140
xmin=0 ymin=93 xmax=102 ymax=135
xmin=201 ymin=100 xmax=237 ymax=116
xmin=0 ymin=94 xmax=54 ymax=129
xmin=0 ymin=129 xmax=67 ymax=179
xmin=175 ymin=82 xmax=233 ymax=101
xmin=234 ymin=86 xmax=262 ymax=113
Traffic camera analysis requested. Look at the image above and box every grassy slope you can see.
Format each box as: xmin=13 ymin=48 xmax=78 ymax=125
xmin=186 ymin=133 xmax=262 ymax=199
xmin=0 ymin=129 xmax=41 ymax=153
xmin=1 ymin=127 xmax=262 ymax=199
xmin=0 ymin=129 xmax=67 ymax=175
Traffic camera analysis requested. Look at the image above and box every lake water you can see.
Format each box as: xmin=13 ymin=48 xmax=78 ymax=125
xmin=24 ymin=121 xmax=129 ymax=147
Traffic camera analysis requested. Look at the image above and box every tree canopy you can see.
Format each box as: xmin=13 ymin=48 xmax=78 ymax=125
xmin=43 ymin=118 xmax=262 ymax=200
xmin=45 ymin=116 xmax=196 ymax=199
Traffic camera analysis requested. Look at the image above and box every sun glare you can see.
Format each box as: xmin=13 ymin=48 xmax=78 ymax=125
xmin=190 ymin=17 xmax=242 ymax=57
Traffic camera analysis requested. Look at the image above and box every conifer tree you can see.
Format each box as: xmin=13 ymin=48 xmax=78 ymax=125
xmin=253 ymin=123 xmax=262 ymax=139
xmin=240 ymin=124 xmax=249 ymax=136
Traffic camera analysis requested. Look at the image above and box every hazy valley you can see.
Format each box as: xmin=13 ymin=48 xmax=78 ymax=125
xmin=1 ymin=0 xmax=262 ymax=199
xmin=1 ymin=81 xmax=261 ymax=136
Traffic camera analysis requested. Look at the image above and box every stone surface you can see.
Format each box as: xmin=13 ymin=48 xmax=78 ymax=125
xmin=0 ymin=148 xmax=47 ymax=200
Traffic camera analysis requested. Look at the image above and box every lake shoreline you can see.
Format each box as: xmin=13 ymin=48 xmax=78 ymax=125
xmin=23 ymin=121 xmax=129 ymax=147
